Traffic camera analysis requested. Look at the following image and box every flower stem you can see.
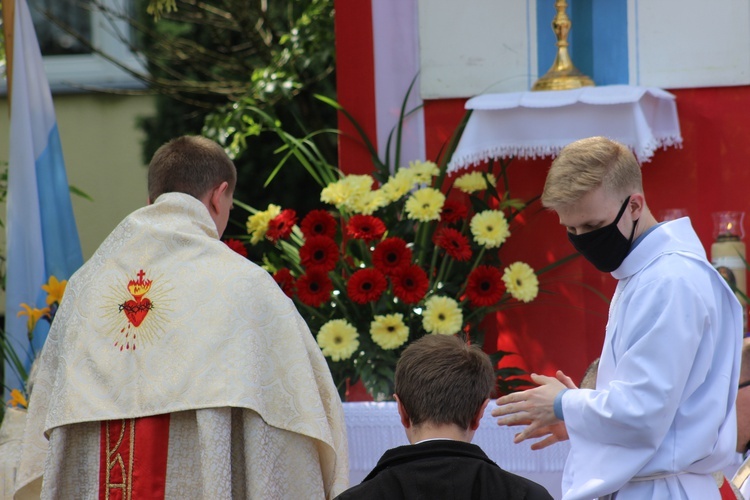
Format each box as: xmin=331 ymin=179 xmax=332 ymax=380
xmin=416 ymin=222 xmax=428 ymax=266
xmin=428 ymin=244 xmax=440 ymax=291
xmin=430 ymin=254 xmax=450 ymax=295
xmin=296 ymin=302 xmax=329 ymax=322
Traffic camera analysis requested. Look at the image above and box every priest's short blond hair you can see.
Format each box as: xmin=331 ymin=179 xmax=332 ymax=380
xmin=541 ymin=136 xmax=643 ymax=210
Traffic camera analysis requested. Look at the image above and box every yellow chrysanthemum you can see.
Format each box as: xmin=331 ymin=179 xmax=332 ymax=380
xmin=454 ymin=172 xmax=497 ymax=194
xmin=7 ymin=388 xmax=28 ymax=409
xmin=405 ymin=187 xmax=446 ymax=222
xmin=422 ymin=295 xmax=463 ymax=335
xmin=407 ymin=160 xmax=439 ymax=184
xmin=380 ymin=171 xmax=414 ymax=203
xmin=246 ymin=204 xmax=281 ymax=244
xmin=17 ymin=303 xmax=50 ymax=333
xmin=342 ymin=174 xmax=374 ymax=192
xmin=321 ymin=175 xmax=374 ymax=211
xmin=502 ymin=262 xmax=539 ymax=303
xmin=320 ymin=180 xmax=351 ymax=208
xmin=470 ymin=210 xmax=510 ymax=248
xmin=349 ymin=190 xmax=388 ymax=215
xmin=317 ymin=319 xmax=360 ymax=362
xmin=41 ymin=275 xmax=68 ymax=306
xmin=370 ymin=313 xmax=409 ymax=350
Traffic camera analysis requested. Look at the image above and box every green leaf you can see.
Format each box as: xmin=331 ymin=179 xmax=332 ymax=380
xmin=69 ymin=185 xmax=94 ymax=202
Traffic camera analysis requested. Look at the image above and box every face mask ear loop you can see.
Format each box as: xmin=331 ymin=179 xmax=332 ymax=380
xmin=629 ymin=218 xmax=639 ymax=243
xmin=613 ymin=195 xmax=631 ymax=226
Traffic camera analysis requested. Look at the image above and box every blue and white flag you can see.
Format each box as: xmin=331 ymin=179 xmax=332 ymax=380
xmin=4 ymin=0 xmax=83 ymax=393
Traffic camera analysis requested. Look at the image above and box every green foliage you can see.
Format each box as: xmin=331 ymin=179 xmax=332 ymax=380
xmin=131 ymin=0 xmax=337 ymax=234
xmin=146 ymin=0 xmax=176 ymax=20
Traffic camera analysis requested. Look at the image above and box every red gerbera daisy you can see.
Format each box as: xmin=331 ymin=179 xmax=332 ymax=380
xmin=440 ymin=198 xmax=469 ymax=224
xmin=466 ymin=265 xmax=506 ymax=306
xmin=299 ymin=235 xmax=339 ymax=271
xmin=346 ymin=215 xmax=386 ymax=241
xmin=300 ymin=209 xmax=337 ymax=239
xmin=266 ymin=209 xmax=298 ymax=243
xmin=433 ymin=227 xmax=472 ymax=261
xmin=372 ymin=237 xmax=412 ymax=275
xmin=273 ymin=268 xmax=295 ymax=298
xmin=347 ymin=268 xmax=387 ymax=304
xmin=391 ymin=264 xmax=429 ymax=304
xmin=224 ymin=238 xmax=248 ymax=258
xmin=296 ymin=269 xmax=333 ymax=307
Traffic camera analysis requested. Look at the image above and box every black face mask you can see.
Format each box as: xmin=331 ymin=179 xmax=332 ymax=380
xmin=568 ymin=196 xmax=638 ymax=273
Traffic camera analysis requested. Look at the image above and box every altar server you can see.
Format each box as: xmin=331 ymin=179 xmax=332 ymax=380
xmin=14 ymin=136 xmax=349 ymax=499
xmin=493 ymin=136 xmax=743 ymax=499
xmin=733 ymin=338 xmax=750 ymax=497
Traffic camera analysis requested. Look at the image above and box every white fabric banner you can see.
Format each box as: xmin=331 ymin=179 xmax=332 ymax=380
xmin=371 ymin=0 xmax=425 ymax=169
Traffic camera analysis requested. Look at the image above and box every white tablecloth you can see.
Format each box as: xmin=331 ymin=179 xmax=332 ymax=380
xmin=343 ymin=401 xmax=570 ymax=498
xmin=344 ymin=401 xmax=744 ymax=499
xmin=447 ymin=85 xmax=683 ymax=173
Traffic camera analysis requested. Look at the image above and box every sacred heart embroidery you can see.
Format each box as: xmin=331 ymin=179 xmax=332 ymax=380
xmin=122 ymin=297 xmax=152 ymax=327
xmin=116 ymin=269 xmax=155 ymax=351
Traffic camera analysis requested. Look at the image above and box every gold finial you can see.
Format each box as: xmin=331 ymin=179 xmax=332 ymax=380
xmin=532 ymin=0 xmax=595 ymax=91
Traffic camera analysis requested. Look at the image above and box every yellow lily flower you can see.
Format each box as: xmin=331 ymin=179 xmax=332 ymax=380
xmin=41 ymin=275 xmax=68 ymax=305
xmin=7 ymin=388 xmax=28 ymax=408
xmin=17 ymin=303 xmax=51 ymax=333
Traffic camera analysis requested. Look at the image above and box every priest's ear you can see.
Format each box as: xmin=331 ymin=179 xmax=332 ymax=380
xmin=207 ymin=181 xmax=230 ymax=215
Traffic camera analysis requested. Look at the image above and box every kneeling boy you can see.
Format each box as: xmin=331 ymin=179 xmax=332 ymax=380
xmin=336 ymin=335 xmax=552 ymax=500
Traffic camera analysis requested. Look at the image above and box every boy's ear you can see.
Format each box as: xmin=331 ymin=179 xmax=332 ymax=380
xmin=469 ymin=399 xmax=490 ymax=431
xmin=395 ymin=394 xmax=411 ymax=429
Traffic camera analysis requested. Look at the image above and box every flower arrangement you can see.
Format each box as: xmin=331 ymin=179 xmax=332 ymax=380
xmin=224 ymin=97 xmax=569 ymax=399
xmin=2 ymin=276 xmax=67 ymax=415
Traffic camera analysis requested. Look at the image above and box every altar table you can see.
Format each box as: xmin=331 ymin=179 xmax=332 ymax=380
xmin=343 ymin=401 xmax=743 ymax=499
xmin=343 ymin=401 xmax=569 ymax=498
xmin=446 ymin=85 xmax=683 ymax=174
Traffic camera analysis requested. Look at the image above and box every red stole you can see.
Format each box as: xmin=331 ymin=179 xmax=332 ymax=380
xmin=99 ymin=414 xmax=170 ymax=499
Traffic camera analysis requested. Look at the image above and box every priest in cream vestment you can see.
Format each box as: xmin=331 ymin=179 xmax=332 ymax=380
xmin=13 ymin=136 xmax=349 ymax=499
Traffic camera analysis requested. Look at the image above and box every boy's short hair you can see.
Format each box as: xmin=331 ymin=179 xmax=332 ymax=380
xmin=395 ymin=335 xmax=495 ymax=430
xmin=147 ymin=135 xmax=237 ymax=202
xmin=541 ymin=136 xmax=643 ymax=210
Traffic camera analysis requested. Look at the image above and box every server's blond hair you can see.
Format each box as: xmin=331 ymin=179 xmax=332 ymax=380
xmin=541 ymin=137 xmax=642 ymax=209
